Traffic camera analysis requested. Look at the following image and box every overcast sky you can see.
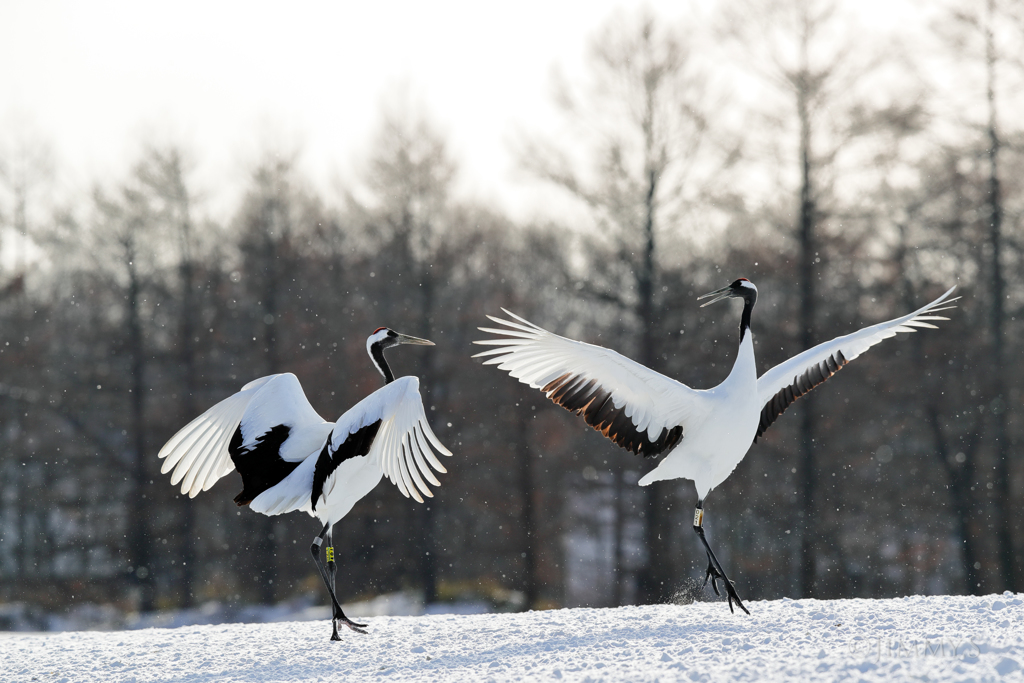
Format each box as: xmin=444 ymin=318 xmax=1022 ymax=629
xmin=0 ymin=0 xmax=710 ymax=222
xmin=1 ymin=0 xmax=973 ymax=232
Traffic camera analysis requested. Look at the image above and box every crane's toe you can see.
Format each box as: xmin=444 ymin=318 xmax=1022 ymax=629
xmin=700 ymin=550 xmax=750 ymax=614
xmin=725 ymin=581 xmax=750 ymax=615
xmin=340 ymin=615 xmax=368 ymax=633
xmin=327 ymin=613 xmax=368 ymax=638
xmin=703 ymin=553 xmax=722 ymax=596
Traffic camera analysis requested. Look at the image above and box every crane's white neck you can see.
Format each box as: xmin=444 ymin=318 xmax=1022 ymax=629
xmin=733 ymin=328 xmax=757 ymax=374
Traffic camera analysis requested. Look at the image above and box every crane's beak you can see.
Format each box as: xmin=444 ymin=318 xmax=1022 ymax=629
xmin=697 ymin=285 xmax=734 ymax=308
xmin=395 ymin=333 xmax=435 ymax=346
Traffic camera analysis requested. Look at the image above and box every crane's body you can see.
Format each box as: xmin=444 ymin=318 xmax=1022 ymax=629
xmin=158 ymin=328 xmax=451 ymax=640
xmin=475 ymin=279 xmax=957 ymax=613
xmin=637 ymin=328 xmax=760 ymax=498
xmin=227 ymin=375 xmax=447 ymax=526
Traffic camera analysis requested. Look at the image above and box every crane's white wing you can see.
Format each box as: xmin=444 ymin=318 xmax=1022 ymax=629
xmin=158 ymin=373 xmax=327 ymax=498
xmin=473 ymin=310 xmax=701 ymax=457
xmin=755 ymin=286 xmax=957 ymax=441
xmin=312 ymin=376 xmax=453 ymax=509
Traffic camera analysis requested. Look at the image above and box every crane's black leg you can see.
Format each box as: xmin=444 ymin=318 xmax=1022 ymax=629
xmin=326 ymin=526 xmax=341 ymax=641
xmin=311 ymin=523 xmax=367 ymax=638
xmin=692 ymin=500 xmax=750 ymax=615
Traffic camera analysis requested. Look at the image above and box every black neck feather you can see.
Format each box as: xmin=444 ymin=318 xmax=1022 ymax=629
xmin=371 ymin=343 xmax=394 ymax=384
xmin=739 ymin=289 xmax=757 ymax=342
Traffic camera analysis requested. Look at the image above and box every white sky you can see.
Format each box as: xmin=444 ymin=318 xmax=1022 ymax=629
xmin=0 ymin=0 xmax=700 ymax=222
xmin=1 ymin=0 xmax=991 ymax=232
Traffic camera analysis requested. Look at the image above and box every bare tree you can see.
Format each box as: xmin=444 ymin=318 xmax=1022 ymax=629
xmin=0 ymin=128 xmax=54 ymax=281
xmin=928 ymin=0 xmax=1024 ymax=593
xmin=522 ymin=7 xmax=731 ymax=606
xmin=235 ymin=152 xmax=308 ymax=604
xmin=86 ymin=182 xmax=162 ymax=611
xmin=135 ymin=145 xmax=203 ymax=607
xmin=721 ymin=0 xmax=925 ymax=597
xmin=977 ymin=0 xmax=1017 ymax=594
xmin=353 ymin=101 xmax=457 ymax=604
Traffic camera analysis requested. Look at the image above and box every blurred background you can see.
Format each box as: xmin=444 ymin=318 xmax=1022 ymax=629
xmin=0 ymin=0 xmax=1021 ymax=631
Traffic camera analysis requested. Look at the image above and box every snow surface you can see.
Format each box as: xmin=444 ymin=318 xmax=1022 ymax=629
xmin=4 ymin=593 xmax=1023 ymax=682
xmin=0 ymin=591 xmax=497 ymax=633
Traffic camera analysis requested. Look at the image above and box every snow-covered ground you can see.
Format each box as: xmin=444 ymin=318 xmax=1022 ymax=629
xmin=0 ymin=591 xmax=496 ymax=633
xmin=3 ymin=593 xmax=1022 ymax=682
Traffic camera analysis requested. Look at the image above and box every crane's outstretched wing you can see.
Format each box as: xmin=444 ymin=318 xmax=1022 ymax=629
xmin=158 ymin=373 xmax=328 ymax=499
xmin=473 ymin=310 xmax=702 ymax=457
xmin=755 ymin=286 xmax=957 ymax=441
xmin=310 ymin=376 xmax=453 ymax=509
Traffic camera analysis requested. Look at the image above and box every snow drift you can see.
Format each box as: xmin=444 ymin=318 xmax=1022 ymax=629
xmin=3 ymin=593 xmax=1022 ymax=682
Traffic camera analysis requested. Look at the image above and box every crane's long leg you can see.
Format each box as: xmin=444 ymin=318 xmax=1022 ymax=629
xmin=326 ymin=526 xmax=341 ymax=641
xmin=693 ymin=500 xmax=750 ymax=615
xmin=310 ymin=523 xmax=367 ymax=638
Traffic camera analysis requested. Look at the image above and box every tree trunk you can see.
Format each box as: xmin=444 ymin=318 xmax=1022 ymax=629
xmin=126 ymin=250 xmax=155 ymax=611
xmin=983 ymin=0 xmax=1018 ymax=593
xmin=516 ymin=399 xmax=539 ymax=609
xmin=254 ymin=200 xmax=280 ymax=606
xmin=177 ymin=214 xmax=197 ymax=608
xmin=795 ymin=68 xmax=819 ymax=599
xmin=417 ymin=263 xmax=439 ymax=604
xmin=611 ymin=460 xmax=626 ymax=606
xmin=636 ymin=167 xmax=670 ymax=605
xmin=927 ymin=406 xmax=982 ymax=594
xmin=894 ymin=224 xmax=985 ymax=595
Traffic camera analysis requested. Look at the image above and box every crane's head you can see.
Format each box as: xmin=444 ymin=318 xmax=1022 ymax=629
xmin=697 ymin=278 xmax=758 ymax=308
xmin=367 ymin=327 xmax=434 ymax=353
xmin=366 ymin=327 xmax=435 ymax=383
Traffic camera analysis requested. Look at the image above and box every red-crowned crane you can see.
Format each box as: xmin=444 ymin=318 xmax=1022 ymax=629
xmin=474 ymin=280 xmax=957 ymax=613
xmin=158 ymin=328 xmax=452 ymax=640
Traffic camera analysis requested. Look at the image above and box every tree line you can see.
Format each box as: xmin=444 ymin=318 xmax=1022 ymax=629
xmin=0 ymin=1 xmax=1020 ymax=618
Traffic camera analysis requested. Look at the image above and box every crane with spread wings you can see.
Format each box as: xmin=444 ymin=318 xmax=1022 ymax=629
xmin=474 ymin=279 xmax=957 ymax=613
xmin=158 ymin=328 xmax=452 ymax=640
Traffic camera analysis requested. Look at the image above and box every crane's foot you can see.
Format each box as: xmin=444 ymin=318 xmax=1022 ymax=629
xmin=334 ymin=606 xmax=368 ymax=633
xmin=340 ymin=617 xmax=368 ymax=634
xmin=327 ymin=613 xmax=367 ymax=639
xmin=703 ymin=552 xmax=722 ymax=596
xmin=311 ymin=524 xmax=370 ymax=640
xmin=702 ymin=551 xmax=750 ymax=615
xmin=693 ymin=503 xmax=750 ymax=615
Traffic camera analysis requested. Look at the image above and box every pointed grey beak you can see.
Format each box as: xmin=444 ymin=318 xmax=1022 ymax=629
xmin=697 ymin=285 xmax=734 ymax=308
xmin=395 ymin=333 xmax=435 ymax=346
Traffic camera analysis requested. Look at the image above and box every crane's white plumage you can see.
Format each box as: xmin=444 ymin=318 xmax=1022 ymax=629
xmin=475 ymin=280 xmax=955 ymax=615
xmin=756 ymin=286 xmax=958 ymax=408
xmin=157 ymin=372 xmax=452 ymax=526
xmin=241 ymin=377 xmax=452 ymax=524
xmin=475 ymin=310 xmax=701 ymax=445
xmin=322 ymin=376 xmax=452 ymax=509
xmin=157 ymin=327 xmax=449 ymax=640
xmin=474 ymin=285 xmax=957 ymax=500
xmin=159 ymin=375 xmax=282 ymax=497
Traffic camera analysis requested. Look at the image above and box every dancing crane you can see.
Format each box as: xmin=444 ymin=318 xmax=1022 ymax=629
xmin=158 ymin=328 xmax=452 ymax=640
xmin=474 ymin=280 xmax=957 ymax=613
